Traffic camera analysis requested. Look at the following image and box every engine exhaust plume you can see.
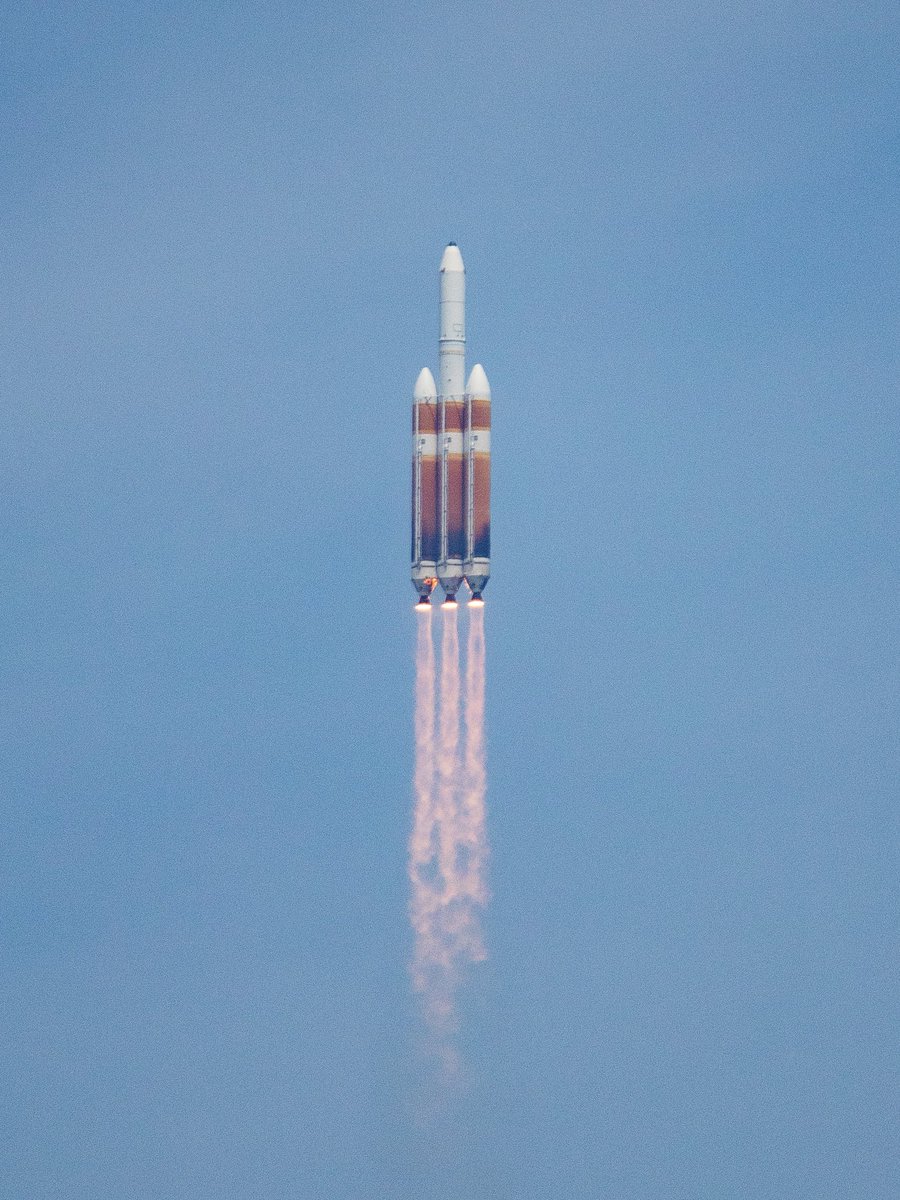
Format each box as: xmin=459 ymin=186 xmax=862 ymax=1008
xmin=462 ymin=602 xmax=488 ymax=919
xmin=409 ymin=607 xmax=437 ymax=1011
xmin=409 ymin=603 xmax=489 ymax=1085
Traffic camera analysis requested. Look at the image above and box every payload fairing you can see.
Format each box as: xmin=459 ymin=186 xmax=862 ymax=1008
xmin=411 ymin=244 xmax=491 ymax=606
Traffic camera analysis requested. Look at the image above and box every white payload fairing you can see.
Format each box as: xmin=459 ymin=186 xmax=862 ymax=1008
xmin=411 ymin=244 xmax=491 ymax=607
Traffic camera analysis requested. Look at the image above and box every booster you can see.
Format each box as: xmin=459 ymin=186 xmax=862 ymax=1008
xmin=411 ymin=367 xmax=439 ymax=603
xmin=463 ymin=364 xmax=491 ymax=600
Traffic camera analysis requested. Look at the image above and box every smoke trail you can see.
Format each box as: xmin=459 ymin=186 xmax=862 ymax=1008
xmin=409 ymin=603 xmax=489 ymax=1081
xmin=462 ymin=604 xmax=489 ymax=923
xmin=427 ymin=606 xmax=464 ymax=1066
xmin=409 ymin=609 xmax=438 ymax=1012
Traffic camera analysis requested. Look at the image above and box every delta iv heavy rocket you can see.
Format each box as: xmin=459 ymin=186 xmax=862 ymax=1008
xmin=411 ymin=244 xmax=491 ymax=607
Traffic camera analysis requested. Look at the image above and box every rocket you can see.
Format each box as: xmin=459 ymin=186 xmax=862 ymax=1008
xmin=411 ymin=244 xmax=491 ymax=607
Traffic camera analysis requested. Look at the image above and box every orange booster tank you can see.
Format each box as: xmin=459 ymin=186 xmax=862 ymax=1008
xmin=463 ymin=364 xmax=491 ymax=600
xmin=411 ymin=368 xmax=439 ymax=603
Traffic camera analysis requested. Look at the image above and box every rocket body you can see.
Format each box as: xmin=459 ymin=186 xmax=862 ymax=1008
xmin=411 ymin=244 xmax=490 ymax=605
xmin=438 ymin=244 xmax=465 ymax=398
xmin=437 ymin=245 xmax=466 ymax=600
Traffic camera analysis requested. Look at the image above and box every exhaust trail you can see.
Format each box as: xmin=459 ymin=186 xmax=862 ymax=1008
xmin=409 ymin=603 xmax=489 ymax=1081
xmin=462 ymin=603 xmax=488 ymax=924
xmin=409 ymin=608 xmax=438 ymax=1014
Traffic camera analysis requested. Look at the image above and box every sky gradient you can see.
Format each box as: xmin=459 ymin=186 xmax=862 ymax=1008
xmin=2 ymin=2 xmax=898 ymax=1197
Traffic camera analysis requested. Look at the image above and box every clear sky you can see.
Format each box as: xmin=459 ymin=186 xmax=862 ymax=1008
xmin=2 ymin=2 xmax=897 ymax=1197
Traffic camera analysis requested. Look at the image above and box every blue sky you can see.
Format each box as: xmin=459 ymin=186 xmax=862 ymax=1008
xmin=1 ymin=2 xmax=898 ymax=1197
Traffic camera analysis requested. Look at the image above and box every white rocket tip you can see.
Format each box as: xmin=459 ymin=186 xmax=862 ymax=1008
xmin=414 ymin=367 xmax=437 ymax=400
xmin=465 ymin=363 xmax=490 ymax=398
xmin=440 ymin=243 xmax=464 ymax=273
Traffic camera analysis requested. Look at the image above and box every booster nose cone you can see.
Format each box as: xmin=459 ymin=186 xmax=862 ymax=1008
xmin=440 ymin=243 xmax=464 ymax=273
xmin=465 ymin=363 xmax=490 ymax=398
xmin=414 ymin=367 xmax=437 ymax=400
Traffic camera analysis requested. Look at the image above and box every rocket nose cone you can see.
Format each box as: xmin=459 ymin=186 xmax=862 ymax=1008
xmin=414 ymin=367 xmax=437 ymax=400
xmin=440 ymin=243 xmax=464 ymax=273
xmin=465 ymin=363 xmax=490 ymax=397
